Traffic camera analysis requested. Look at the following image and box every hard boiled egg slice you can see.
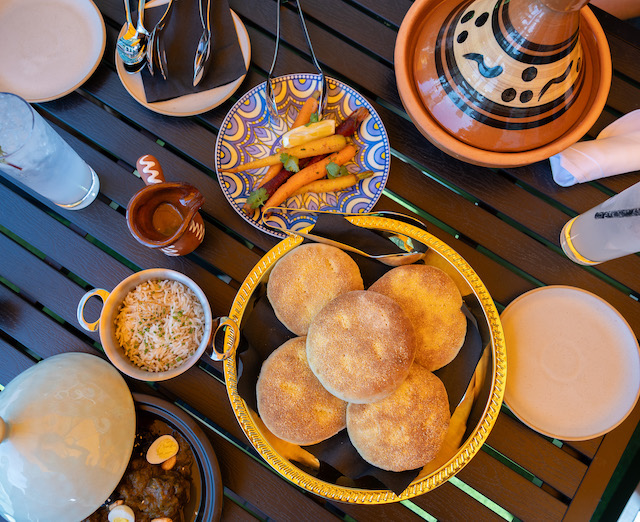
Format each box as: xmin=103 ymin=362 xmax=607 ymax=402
xmin=108 ymin=504 xmax=135 ymax=522
xmin=146 ymin=434 xmax=179 ymax=464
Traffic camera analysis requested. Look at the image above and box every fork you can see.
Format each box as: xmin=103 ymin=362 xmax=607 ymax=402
xmin=146 ymin=0 xmax=175 ymax=78
xmin=193 ymin=0 xmax=212 ymax=86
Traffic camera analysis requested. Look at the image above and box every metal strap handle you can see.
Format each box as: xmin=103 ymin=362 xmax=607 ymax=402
xmin=77 ymin=288 xmax=111 ymax=332
xmin=261 ymin=207 xmax=429 ymax=231
xmin=260 ymin=208 xmax=429 ymax=266
xmin=208 ymin=316 xmax=239 ymax=361
xmin=266 ymin=0 xmax=327 ymax=127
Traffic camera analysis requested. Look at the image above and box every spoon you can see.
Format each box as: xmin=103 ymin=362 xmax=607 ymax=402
xmin=193 ymin=0 xmax=212 ymax=86
xmin=276 ymin=229 xmax=426 ymax=266
xmin=117 ymin=0 xmax=148 ymax=73
xmin=262 ymin=209 xmax=429 ymax=266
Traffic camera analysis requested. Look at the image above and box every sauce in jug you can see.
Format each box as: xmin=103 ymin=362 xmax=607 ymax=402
xmin=152 ymin=202 xmax=183 ymax=237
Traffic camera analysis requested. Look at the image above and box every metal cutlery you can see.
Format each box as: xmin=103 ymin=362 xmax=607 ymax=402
xmin=193 ymin=0 xmax=212 ymax=86
xmin=262 ymin=209 xmax=429 ymax=266
xmin=147 ymin=0 xmax=175 ymax=79
xmin=117 ymin=0 xmax=148 ymax=73
xmin=266 ymin=0 xmax=327 ymax=129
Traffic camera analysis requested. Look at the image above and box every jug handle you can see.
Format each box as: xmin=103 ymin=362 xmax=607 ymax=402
xmin=135 ymin=154 xmax=204 ymax=237
xmin=208 ymin=316 xmax=239 ymax=361
xmin=77 ymin=288 xmax=110 ymax=331
xmin=136 ymin=154 xmax=166 ymax=185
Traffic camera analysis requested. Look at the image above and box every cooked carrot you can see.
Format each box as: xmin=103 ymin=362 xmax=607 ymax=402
xmin=243 ymin=156 xmax=323 ymax=212
xmin=285 ymin=135 xmax=346 ymax=159
xmin=264 ymin=144 xmax=358 ymax=209
xmin=291 ymin=170 xmax=374 ymax=197
xmin=221 ymin=135 xmax=347 ymax=173
xmin=257 ymin=163 xmax=283 ymax=188
xmin=254 ymin=95 xmax=319 ymax=187
xmin=291 ymin=94 xmax=319 ymax=129
xmin=335 ymin=107 xmax=369 ymax=136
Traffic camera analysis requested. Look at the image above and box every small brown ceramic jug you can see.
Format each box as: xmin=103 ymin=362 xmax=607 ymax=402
xmin=126 ymin=155 xmax=205 ymax=256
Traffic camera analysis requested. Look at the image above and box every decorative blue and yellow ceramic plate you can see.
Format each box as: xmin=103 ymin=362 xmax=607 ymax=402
xmin=215 ymin=74 xmax=390 ymax=238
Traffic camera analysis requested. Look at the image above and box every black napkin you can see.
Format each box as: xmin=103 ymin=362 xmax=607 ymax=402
xmin=140 ymin=0 xmax=247 ymax=103
xmin=236 ymin=214 xmax=486 ymax=495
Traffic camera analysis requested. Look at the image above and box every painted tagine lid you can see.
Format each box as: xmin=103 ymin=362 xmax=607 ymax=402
xmin=395 ymin=0 xmax=612 ymax=165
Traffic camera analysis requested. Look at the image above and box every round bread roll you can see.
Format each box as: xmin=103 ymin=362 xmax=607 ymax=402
xmin=256 ymin=337 xmax=347 ymax=445
xmin=306 ymin=290 xmax=416 ymax=403
xmin=267 ymin=243 xmax=364 ymax=335
xmin=347 ymin=364 xmax=450 ymax=472
xmin=369 ymin=265 xmax=466 ymax=371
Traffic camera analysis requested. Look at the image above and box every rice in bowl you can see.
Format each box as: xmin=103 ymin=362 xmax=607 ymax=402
xmin=114 ymin=279 xmax=205 ymax=372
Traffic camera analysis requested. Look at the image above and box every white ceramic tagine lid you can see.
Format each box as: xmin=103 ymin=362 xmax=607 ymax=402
xmin=0 ymin=352 xmax=136 ymax=522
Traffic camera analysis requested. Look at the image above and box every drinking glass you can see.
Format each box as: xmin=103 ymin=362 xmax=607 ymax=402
xmin=0 ymin=92 xmax=100 ymax=210
xmin=560 ymin=181 xmax=640 ymax=265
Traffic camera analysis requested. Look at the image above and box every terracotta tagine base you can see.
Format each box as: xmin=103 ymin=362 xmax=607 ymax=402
xmin=395 ymin=0 xmax=612 ymax=167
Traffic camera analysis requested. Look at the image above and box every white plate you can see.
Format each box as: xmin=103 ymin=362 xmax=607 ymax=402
xmin=0 ymin=0 xmax=105 ymax=102
xmin=501 ymin=286 xmax=640 ymax=440
xmin=115 ymin=8 xmax=250 ymax=117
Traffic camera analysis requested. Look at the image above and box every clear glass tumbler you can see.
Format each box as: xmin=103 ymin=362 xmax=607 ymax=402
xmin=560 ymin=181 xmax=640 ymax=265
xmin=0 ymin=92 xmax=99 ymax=210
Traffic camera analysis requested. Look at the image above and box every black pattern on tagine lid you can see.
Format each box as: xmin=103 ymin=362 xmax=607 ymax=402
xmin=395 ymin=0 xmax=612 ymax=165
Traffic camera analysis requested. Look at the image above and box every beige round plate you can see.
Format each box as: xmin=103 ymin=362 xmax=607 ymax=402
xmin=501 ymin=286 xmax=640 ymax=440
xmin=115 ymin=8 xmax=250 ymax=116
xmin=222 ymin=215 xmax=507 ymax=503
xmin=0 ymin=0 xmax=105 ymax=102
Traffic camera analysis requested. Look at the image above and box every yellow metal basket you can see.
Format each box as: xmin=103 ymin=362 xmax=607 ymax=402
xmin=220 ymin=215 xmax=506 ymax=503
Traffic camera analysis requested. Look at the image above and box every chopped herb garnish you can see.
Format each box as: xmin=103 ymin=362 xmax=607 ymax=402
xmin=280 ymin=152 xmax=300 ymax=173
xmin=246 ymin=187 xmax=268 ymax=209
xmin=326 ymin=161 xmax=340 ymax=178
xmin=326 ymin=162 xmax=349 ymax=179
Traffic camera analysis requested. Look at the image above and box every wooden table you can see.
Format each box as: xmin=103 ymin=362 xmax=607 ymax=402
xmin=1 ymin=1 xmax=639 ymax=520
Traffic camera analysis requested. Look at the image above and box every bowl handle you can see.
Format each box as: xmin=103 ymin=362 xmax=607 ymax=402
xmin=77 ymin=288 xmax=111 ymax=331
xmin=208 ymin=316 xmax=239 ymax=361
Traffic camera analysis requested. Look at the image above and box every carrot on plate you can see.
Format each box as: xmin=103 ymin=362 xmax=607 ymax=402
xmin=256 ymin=163 xmax=283 ymax=188
xmin=291 ymin=94 xmax=319 ymax=129
xmin=254 ymin=95 xmax=319 ymax=187
xmin=263 ymin=144 xmax=358 ymax=210
xmin=221 ymin=135 xmax=347 ymax=173
xmin=291 ymin=170 xmax=374 ymax=197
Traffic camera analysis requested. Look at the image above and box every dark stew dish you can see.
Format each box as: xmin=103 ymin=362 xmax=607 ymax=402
xmin=84 ymin=416 xmax=195 ymax=522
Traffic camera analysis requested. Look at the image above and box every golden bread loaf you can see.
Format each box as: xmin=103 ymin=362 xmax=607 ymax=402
xmin=267 ymin=243 xmax=364 ymax=335
xmin=306 ymin=290 xmax=416 ymax=404
xmin=347 ymin=363 xmax=450 ymax=471
xmin=256 ymin=337 xmax=347 ymax=445
xmin=369 ymin=265 xmax=466 ymax=370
